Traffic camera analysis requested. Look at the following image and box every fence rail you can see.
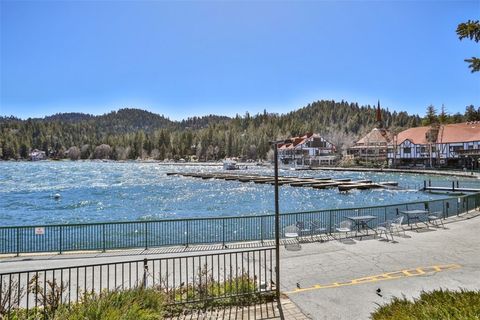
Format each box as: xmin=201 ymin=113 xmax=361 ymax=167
xmin=0 ymin=248 xmax=276 ymax=319
xmin=1 ymin=193 xmax=479 ymax=255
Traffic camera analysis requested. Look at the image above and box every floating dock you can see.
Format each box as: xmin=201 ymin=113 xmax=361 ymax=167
xmin=167 ymin=172 xmax=398 ymax=192
xmin=420 ymin=180 xmax=480 ymax=193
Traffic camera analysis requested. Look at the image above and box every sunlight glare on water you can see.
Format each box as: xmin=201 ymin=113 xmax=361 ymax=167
xmin=0 ymin=161 xmax=474 ymax=226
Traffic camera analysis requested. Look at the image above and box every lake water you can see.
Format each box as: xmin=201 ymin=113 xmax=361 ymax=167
xmin=0 ymin=161 xmax=476 ymax=226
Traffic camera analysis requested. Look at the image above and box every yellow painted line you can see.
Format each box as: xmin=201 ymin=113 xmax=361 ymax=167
xmin=286 ymin=264 xmax=461 ymax=294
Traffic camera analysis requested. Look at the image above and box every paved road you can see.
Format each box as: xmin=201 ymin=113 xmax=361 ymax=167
xmin=280 ymin=211 xmax=480 ymax=319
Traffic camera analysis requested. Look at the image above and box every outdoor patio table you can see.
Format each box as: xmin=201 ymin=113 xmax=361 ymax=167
xmin=346 ymin=215 xmax=377 ymax=235
xmin=400 ymin=210 xmax=429 ymax=225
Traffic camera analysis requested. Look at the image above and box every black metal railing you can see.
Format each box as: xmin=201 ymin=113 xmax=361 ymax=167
xmin=0 ymin=248 xmax=276 ymax=319
xmin=1 ymin=193 xmax=479 ymax=255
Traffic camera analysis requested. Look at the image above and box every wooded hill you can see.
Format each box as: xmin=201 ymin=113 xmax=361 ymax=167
xmin=0 ymin=100 xmax=428 ymax=161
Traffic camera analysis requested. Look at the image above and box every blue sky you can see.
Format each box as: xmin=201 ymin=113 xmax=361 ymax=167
xmin=1 ymin=0 xmax=479 ymax=120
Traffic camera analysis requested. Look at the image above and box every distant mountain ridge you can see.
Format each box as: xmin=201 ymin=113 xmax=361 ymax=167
xmin=42 ymin=112 xmax=94 ymax=122
xmin=2 ymin=108 xmax=233 ymax=132
xmin=0 ymin=100 xmax=422 ymax=160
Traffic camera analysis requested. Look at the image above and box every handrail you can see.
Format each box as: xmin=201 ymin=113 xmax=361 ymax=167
xmin=1 ymin=192 xmax=478 ymax=255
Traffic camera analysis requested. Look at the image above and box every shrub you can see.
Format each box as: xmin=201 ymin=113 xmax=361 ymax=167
xmin=371 ymin=289 xmax=480 ymax=320
xmin=53 ymin=288 xmax=165 ymax=320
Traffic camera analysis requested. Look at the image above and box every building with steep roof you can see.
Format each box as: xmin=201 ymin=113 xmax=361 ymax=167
xmin=277 ymin=133 xmax=337 ymax=167
xmin=347 ymin=101 xmax=393 ymax=163
xmin=388 ymin=122 xmax=480 ymax=169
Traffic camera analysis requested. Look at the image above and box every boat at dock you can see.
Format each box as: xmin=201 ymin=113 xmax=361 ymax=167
xmin=223 ymin=160 xmax=240 ymax=170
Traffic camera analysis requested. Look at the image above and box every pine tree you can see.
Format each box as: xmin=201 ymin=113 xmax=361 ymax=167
xmin=457 ymin=20 xmax=480 ymax=72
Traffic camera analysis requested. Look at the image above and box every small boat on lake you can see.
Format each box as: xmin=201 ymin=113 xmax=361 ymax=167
xmin=223 ymin=160 xmax=240 ymax=170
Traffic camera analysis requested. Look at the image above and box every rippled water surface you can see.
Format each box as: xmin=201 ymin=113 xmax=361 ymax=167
xmin=0 ymin=161 xmax=477 ymax=226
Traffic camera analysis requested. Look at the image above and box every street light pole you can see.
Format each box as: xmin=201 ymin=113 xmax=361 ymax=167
xmin=273 ymin=142 xmax=281 ymax=299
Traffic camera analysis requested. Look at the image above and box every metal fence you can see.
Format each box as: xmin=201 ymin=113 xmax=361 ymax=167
xmin=0 ymin=248 xmax=276 ymax=319
xmin=1 ymin=193 xmax=479 ymax=255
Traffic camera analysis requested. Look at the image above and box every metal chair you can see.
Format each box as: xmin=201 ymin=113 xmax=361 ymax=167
xmin=296 ymin=221 xmax=312 ymax=237
xmin=376 ymin=221 xmax=395 ymax=241
xmin=284 ymin=225 xmax=301 ymax=250
xmin=427 ymin=211 xmax=445 ymax=228
xmin=310 ymin=220 xmax=327 ymax=234
xmin=334 ymin=220 xmax=353 ymax=239
xmin=284 ymin=225 xmax=300 ymax=239
xmin=390 ymin=216 xmax=406 ymax=236
xmin=309 ymin=220 xmax=327 ymax=240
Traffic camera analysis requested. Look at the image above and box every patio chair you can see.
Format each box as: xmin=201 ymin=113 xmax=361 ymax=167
xmin=376 ymin=221 xmax=394 ymax=241
xmin=334 ymin=220 xmax=353 ymax=239
xmin=427 ymin=211 xmax=445 ymax=228
xmin=310 ymin=220 xmax=327 ymax=234
xmin=284 ymin=224 xmax=300 ymax=240
xmin=283 ymin=224 xmax=301 ymax=250
xmin=309 ymin=220 xmax=327 ymax=240
xmin=296 ymin=221 xmax=312 ymax=237
xmin=390 ymin=216 xmax=406 ymax=236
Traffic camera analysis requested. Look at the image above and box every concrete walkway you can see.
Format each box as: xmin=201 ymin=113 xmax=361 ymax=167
xmin=281 ymin=210 xmax=480 ymax=319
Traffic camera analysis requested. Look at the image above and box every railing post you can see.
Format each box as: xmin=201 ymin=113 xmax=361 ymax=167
xmin=260 ymin=216 xmax=264 ymax=244
xmin=102 ymin=224 xmax=106 ymax=252
xmin=329 ymin=211 xmax=333 ymax=233
xmin=59 ymin=226 xmax=63 ymax=254
xmin=384 ymin=207 xmax=387 ymax=222
xmin=143 ymin=258 xmax=148 ymax=289
xmin=144 ymin=222 xmax=148 ymax=250
xmin=443 ymin=200 xmax=446 ymax=220
xmin=16 ymin=227 xmax=20 ymax=257
xmin=185 ymin=220 xmax=189 ymax=248
xmin=222 ymin=219 xmax=226 ymax=247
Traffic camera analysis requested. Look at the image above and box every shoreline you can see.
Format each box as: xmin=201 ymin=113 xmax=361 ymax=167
xmin=311 ymin=166 xmax=479 ymax=179
xmin=1 ymin=159 xmax=478 ymax=179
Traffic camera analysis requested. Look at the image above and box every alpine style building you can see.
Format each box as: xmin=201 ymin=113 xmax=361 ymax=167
xmin=347 ymin=101 xmax=393 ymax=163
xmin=388 ymin=122 xmax=480 ymax=169
xmin=277 ymin=133 xmax=337 ymax=167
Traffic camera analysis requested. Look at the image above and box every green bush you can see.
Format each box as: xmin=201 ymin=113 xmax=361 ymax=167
xmin=3 ymin=271 xmax=274 ymax=319
xmin=53 ymin=288 xmax=166 ymax=320
xmin=371 ymin=289 xmax=480 ymax=320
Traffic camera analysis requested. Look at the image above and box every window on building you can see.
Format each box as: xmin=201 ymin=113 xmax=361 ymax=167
xmin=404 ymin=147 xmax=411 ymax=154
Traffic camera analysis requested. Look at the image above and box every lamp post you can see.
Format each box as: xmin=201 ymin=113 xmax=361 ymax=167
xmin=270 ymin=139 xmax=291 ymax=299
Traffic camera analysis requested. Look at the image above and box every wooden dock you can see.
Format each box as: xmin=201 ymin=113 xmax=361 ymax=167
xmin=420 ymin=180 xmax=480 ymax=194
xmin=167 ymin=172 xmax=398 ymax=192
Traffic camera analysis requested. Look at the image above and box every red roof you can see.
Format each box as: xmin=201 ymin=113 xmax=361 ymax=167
xmin=441 ymin=122 xmax=480 ymax=143
xmin=356 ymin=128 xmax=393 ymax=145
xmin=395 ymin=127 xmax=430 ymax=144
xmin=395 ymin=122 xmax=480 ymax=145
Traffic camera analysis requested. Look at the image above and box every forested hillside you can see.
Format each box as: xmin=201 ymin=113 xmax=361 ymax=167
xmin=0 ymin=100 xmax=433 ymax=161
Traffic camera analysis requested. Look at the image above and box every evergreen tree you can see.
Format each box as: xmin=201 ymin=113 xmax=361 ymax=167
xmin=422 ymin=105 xmax=438 ymax=126
xmin=457 ymin=20 xmax=480 ymax=72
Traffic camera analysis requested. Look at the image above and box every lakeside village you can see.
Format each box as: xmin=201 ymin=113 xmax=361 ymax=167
xmin=25 ymin=103 xmax=480 ymax=171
